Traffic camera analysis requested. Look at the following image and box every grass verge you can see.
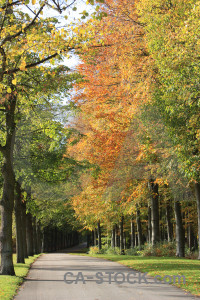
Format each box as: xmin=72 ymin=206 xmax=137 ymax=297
xmin=0 ymin=254 xmax=41 ymax=300
xmin=69 ymin=252 xmax=200 ymax=296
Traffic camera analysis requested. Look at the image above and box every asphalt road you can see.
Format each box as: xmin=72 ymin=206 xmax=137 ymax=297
xmin=14 ymin=251 xmax=198 ymax=300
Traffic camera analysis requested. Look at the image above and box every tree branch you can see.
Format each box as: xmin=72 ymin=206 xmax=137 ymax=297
xmin=0 ymin=47 xmax=6 ymax=81
xmin=4 ymin=52 xmax=59 ymax=75
xmin=0 ymin=4 xmax=45 ymax=47
xmin=1 ymin=0 xmax=21 ymax=10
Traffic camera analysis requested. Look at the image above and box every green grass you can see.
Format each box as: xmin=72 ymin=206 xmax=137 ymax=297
xmin=0 ymin=254 xmax=41 ymax=300
xmin=69 ymin=252 xmax=200 ymax=296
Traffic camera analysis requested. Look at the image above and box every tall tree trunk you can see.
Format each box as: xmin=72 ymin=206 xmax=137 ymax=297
xmin=92 ymin=230 xmax=94 ymax=246
xmin=188 ymin=223 xmax=194 ymax=251
xmin=0 ymin=93 xmax=16 ymax=275
xmin=166 ymin=200 xmax=173 ymax=242
xmin=115 ymin=224 xmax=118 ymax=247
xmin=97 ymin=221 xmax=101 ymax=251
xmin=136 ymin=208 xmax=143 ymax=250
xmin=111 ymin=226 xmax=115 ymax=248
xmin=123 ymin=231 xmax=126 ymax=250
xmin=26 ymin=213 xmax=34 ymax=256
xmin=135 ymin=233 xmax=138 ymax=247
xmin=149 ymin=179 xmax=160 ymax=245
xmin=94 ymin=228 xmax=97 ymax=246
xmin=194 ymin=182 xmax=200 ymax=259
xmin=36 ymin=223 xmax=42 ymax=253
xmin=120 ymin=216 xmax=124 ymax=254
xmin=148 ymin=205 xmax=152 ymax=243
xmin=130 ymin=218 xmax=135 ymax=248
xmin=21 ymin=200 xmax=28 ymax=258
xmin=174 ymin=200 xmax=185 ymax=257
xmin=15 ymin=181 xmax=25 ymax=263
xmin=32 ymin=217 xmax=38 ymax=254
xmin=87 ymin=232 xmax=90 ymax=248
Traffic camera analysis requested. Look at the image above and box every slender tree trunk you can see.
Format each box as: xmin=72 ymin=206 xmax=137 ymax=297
xmin=94 ymin=229 xmax=97 ymax=246
xmin=194 ymin=182 xmax=200 ymax=259
xmin=188 ymin=223 xmax=194 ymax=251
xmin=111 ymin=227 xmax=115 ymax=248
xmin=148 ymin=205 xmax=152 ymax=244
xmin=97 ymin=221 xmax=101 ymax=251
xmin=135 ymin=233 xmax=138 ymax=247
xmin=15 ymin=181 xmax=25 ymax=263
xmin=115 ymin=225 xmax=118 ymax=247
xmin=174 ymin=200 xmax=185 ymax=257
xmin=136 ymin=208 xmax=143 ymax=250
xmin=21 ymin=201 xmax=28 ymax=258
xmin=92 ymin=230 xmax=94 ymax=246
xmin=87 ymin=232 xmax=90 ymax=248
xmin=32 ymin=217 xmax=38 ymax=254
xmin=131 ymin=218 xmax=135 ymax=248
xmin=149 ymin=179 xmax=160 ymax=245
xmin=36 ymin=223 xmax=42 ymax=253
xmin=166 ymin=200 xmax=173 ymax=242
xmin=120 ymin=216 xmax=124 ymax=254
xmin=26 ymin=213 xmax=34 ymax=256
xmin=123 ymin=231 xmax=126 ymax=250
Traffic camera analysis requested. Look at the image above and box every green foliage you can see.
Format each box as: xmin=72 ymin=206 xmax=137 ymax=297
xmin=125 ymin=246 xmax=143 ymax=256
xmin=137 ymin=0 xmax=200 ymax=182
xmin=105 ymin=246 xmax=121 ymax=255
xmin=140 ymin=241 xmax=176 ymax=257
xmin=88 ymin=246 xmax=102 ymax=254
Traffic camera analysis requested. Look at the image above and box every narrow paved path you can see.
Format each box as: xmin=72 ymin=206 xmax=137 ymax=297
xmin=14 ymin=252 xmax=197 ymax=300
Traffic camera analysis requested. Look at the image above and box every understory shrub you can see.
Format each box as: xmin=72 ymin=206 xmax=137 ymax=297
xmin=140 ymin=241 xmax=176 ymax=257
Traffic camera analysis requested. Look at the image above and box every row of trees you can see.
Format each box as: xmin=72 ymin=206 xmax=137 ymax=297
xmin=0 ymin=0 xmax=103 ymax=275
xmin=68 ymin=0 xmax=200 ymax=258
xmin=0 ymin=0 xmax=199 ymax=277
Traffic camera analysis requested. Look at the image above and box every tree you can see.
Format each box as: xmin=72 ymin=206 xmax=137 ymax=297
xmin=137 ymin=0 xmax=200 ymax=258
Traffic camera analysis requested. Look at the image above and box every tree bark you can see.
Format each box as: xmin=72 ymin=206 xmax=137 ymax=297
xmin=149 ymin=179 xmax=160 ymax=245
xmin=187 ymin=223 xmax=194 ymax=251
xmin=194 ymin=182 xmax=200 ymax=259
xmin=26 ymin=213 xmax=34 ymax=256
xmin=0 ymin=93 xmax=16 ymax=275
xmin=148 ymin=205 xmax=152 ymax=243
xmin=97 ymin=221 xmax=101 ymax=251
xmin=15 ymin=181 xmax=25 ymax=263
xmin=32 ymin=217 xmax=38 ymax=254
xmin=130 ymin=218 xmax=135 ymax=248
xmin=123 ymin=231 xmax=126 ymax=250
xmin=94 ymin=228 xmax=97 ymax=246
xmin=119 ymin=216 xmax=124 ymax=254
xmin=174 ymin=200 xmax=185 ymax=257
xmin=111 ymin=226 xmax=115 ymax=248
xmin=36 ymin=223 xmax=42 ymax=253
xmin=136 ymin=208 xmax=143 ymax=250
xmin=21 ymin=200 xmax=28 ymax=258
xmin=166 ymin=200 xmax=173 ymax=242
xmin=115 ymin=224 xmax=118 ymax=247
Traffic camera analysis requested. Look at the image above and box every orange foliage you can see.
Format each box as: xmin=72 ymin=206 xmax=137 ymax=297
xmin=69 ymin=0 xmax=153 ymax=225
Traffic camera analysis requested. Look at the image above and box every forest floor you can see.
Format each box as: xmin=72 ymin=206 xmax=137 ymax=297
xmin=70 ymin=252 xmax=200 ymax=296
xmin=0 ymin=254 xmax=40 ymax=300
